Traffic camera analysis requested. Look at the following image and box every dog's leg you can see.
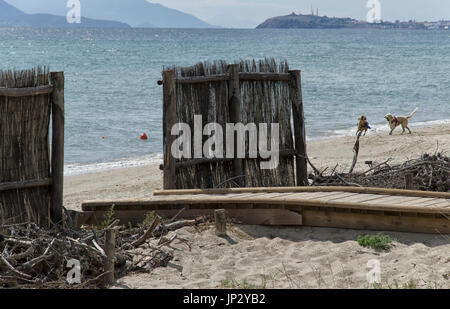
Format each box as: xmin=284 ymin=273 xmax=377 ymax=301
xmin=389 ymin=125 xmax=394 ymax=135
xmin=407 ymin=126 xmax=412 ymax=134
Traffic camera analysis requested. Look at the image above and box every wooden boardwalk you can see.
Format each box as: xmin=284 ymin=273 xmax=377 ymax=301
xmin=80 ymin=187 xmax=450 ymax=234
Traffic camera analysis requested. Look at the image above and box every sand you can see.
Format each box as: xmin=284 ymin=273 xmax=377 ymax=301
xmin=64 ymin=124 xmax=450 ymax=289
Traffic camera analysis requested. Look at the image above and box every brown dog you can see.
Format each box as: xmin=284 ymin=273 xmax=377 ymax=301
xmin=356 ymin=115 xmax=371 ymax=136
xmin=384 ymin=108 xmax=418 ymax=135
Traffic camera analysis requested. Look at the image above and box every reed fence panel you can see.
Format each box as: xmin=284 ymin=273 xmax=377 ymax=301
xmin=0 ymin=68 xmax=64 ymax=227
xmin=162 ymin=59 xmax=307 ymax=189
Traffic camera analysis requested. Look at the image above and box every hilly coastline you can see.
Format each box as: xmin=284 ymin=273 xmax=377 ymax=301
xmin=5 ymin=0 xmax=217 ymax=28
xmin=0 ymin=0 xmax=129 ymax=28
xmin=256 ymin=12 xmax=450 ymax=30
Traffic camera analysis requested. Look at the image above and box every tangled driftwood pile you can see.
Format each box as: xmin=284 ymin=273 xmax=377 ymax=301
xmin=309 ymin=153 xmax=450 ymax=192
xmin=0 ymin=212 xmax=204 ymax=288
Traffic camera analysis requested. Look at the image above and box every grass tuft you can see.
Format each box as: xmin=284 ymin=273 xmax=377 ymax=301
xmin=357 ymin=233 xmax=395 ymax=251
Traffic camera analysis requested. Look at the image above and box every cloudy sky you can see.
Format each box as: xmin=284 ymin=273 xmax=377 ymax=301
xmin=150 ymin=0 xmax=450 ymax=28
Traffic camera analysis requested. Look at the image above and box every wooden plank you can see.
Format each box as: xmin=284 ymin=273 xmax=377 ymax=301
xmin=300 ymin=191 xmax=349 ymax=200
xmin=162 ymin=70 xmax=177 ymax=189
xmin=81 ymin=194 xmax=450 ymax=215
xmin=289 ymin=70 xmax=308 ymax=186
xmin=315 ymin=192 xmax=360 ymax=202
xmin=424 ymin=200 xmax=450 ymax=208
xmin=228 ymin=64 xmax=244 ymax=187
xmin=280 ymin=192 xmax=336 ymax=200
xmin=0 ymin=85 xmax=53 ymax=97
xmin=394 ymin=197 xmax=435 ymax=206
xmin=173 ymin=72 xmax=292 ymax=84
xmin=302 ymin=209 xmax=450 ymax=234
xmin=77 ymin=209 xmax=302 ymax=226
xmin=361 ymin=195 xmax=410 ymax=205
xmin=410 ymin=198 xmax=443 ymax=207
xmin=332 ymin=193 xmax=386 ymax=204
xmin=50 ymin=72 xmax=64 ymax=225
xmin=238 ymin=72 xmax=291 ymax=81
xmin=176 ymin=74 xmax=230 ymax=84
xmin=262 ymin=192 xmax=296 ymax=199
xmin=369 ymin=196 xmax=426 ymax=206
xmin=154 ymin=186 xmax=450 ymax=199
xmin=0 ymin=179 xmax=51 ymax=192
xmin=77 ymin=206 xmax=450 ymax=234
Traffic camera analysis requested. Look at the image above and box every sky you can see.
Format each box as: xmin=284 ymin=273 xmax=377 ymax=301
xmin=150 ymin=0 xmax=450 ymax=28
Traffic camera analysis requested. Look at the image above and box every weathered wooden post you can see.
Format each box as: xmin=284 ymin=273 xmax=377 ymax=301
xmin=162 ymin=70 xmax=177 ymax=190
xmin=104 ymin=228 xmax=117 ymax=286
xmin=289 ymin=70 xmax=308 ymax=186
xmin=50 ymin=72 xmax=65 ymax=224
xmin=227 ymin=64 xmax=244 ymax=187
xmin=405 ymin=173 xmax=414 ymax=190
xmin=214 ymin=209 xmax=227 ymax=236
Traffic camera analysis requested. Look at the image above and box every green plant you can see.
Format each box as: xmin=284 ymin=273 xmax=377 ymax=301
xmin=101 ymin=204 xmax=115 ymax=228
xmin=357 ymin=233 xmax=395 ymax=251
xmin=138 ymin=211 xmax=156 ymax=228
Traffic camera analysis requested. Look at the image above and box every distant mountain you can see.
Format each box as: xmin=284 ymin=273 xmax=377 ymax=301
xmin=256 ymin=13 xmax=431 ymax=30
xmin=0 ymin=0 xmax=130 ymax=28
xmin=6 ymin=0 xmax=217 ymax=28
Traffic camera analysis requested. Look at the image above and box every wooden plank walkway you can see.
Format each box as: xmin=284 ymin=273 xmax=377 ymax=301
xmin=80 ymin=187 xmax=450 ymax=234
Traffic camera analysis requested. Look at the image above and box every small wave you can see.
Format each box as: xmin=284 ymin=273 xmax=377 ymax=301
xmin=64 ymin=153 xmax=163 ymax=176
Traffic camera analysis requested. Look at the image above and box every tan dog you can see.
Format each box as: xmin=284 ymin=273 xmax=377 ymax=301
xmin=356 ymin=115 xmax=371 ymax=136
xmin=384 ymin=108 xmax=418 ymax=135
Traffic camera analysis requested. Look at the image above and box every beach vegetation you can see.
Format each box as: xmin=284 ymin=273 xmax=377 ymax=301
xmin=138 ymin=211 xmax=156 ymax=228
xmin=357 ymin=233 xmax=395 ymax=250
xmin=101 ymin=204 xmax=116 ymax=228
xmin=219 ymin=275 xmax=274 ymax=289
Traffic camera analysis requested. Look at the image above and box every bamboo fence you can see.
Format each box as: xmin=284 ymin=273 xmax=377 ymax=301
xmin=0 ymin=67 xmax=64 ymax=227
xmin=161 ymin=58 xmax=307 ymax=189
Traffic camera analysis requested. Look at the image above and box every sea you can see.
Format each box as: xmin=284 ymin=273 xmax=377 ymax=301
xmin=1 ymin=28 xmax=449 ymax=175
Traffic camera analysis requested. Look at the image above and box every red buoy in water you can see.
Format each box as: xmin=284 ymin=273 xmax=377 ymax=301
xmin=140 ymin=133 xmax=148 ymax=140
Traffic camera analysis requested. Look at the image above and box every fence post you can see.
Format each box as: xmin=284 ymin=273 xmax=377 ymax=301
xmin=50 ymin=72 xmax=64 ymax=224
xmin=104 ymin=228 xmax=117 ymax=286
xmin=228 ymin=64 xmax=244 ymax=187
xmin=289 ymin=70 xmax=308 ymax=186
xmin=405 ymin=173 xmax=414 ymax=190
xmin=163 ymin=70 xmax=177 ymax=190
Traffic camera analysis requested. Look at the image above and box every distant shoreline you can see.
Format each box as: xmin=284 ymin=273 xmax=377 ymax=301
xmin=256 ymin=13 xmax=450 ymax=30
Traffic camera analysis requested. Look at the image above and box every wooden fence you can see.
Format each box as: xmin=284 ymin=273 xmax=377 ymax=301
xmin=161 ymin=59 xmax=307 ymax=189
xmin=0 ymin=68 xmax=64 ymax=227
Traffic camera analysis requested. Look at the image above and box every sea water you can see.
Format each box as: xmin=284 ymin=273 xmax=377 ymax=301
xmin=1 ymin=28 xmax=449 ymax=175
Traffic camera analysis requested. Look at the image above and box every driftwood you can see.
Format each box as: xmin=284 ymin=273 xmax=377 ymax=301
xmin=131 ymin=215 xmax=161 ymax=248
xmin=311 ymin=153 xmax=450 ymax=192
xmin=1 ymin=210 xmax=208 ymax=288
xmin=349 ymin=132 xmax=362 ymax=174
xmin=153 ymin=218 xmax=205 ymax=237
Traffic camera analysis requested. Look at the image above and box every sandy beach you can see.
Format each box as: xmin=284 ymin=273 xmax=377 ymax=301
xmin=64 ymin=124 xmax=450 ymax=289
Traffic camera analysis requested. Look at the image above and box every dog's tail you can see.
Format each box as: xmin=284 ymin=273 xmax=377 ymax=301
xmin=407 ymin=107 xmax=419 ymax=119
